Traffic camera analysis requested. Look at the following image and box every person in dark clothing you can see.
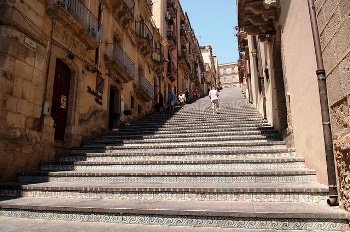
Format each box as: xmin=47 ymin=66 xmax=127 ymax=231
xmin=185 ymin=89 xmax=189 ymax=103
xmin=155 ymin=92 xmax=164 ymax=112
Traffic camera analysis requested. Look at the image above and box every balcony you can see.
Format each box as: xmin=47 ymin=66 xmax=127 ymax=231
xmin=166 ymin=31 xmax=176 ymax=50
xmin=180 ymin=28 xmax=187 ymax=44
xmin=135 ymin=21 xmax=153 ymax=55
xmin=237 ymin=0 xmax=278 ymax=35
xmin=167 ymin=62 xmax=177 ymax=82
xmin=145 ymin=0 xmax=153 ymax=16
xmin=110 ymin=0 xmax=135 ymax=29
xmin=166 ymin=0 xmax=176 ymax=18
xmin=134 ymin=73 xmax=154 ymax=102
xmin=46 ymin=0 xmax=102 ymax=50
xmin=152 ymin=48 xmax=165 ymax=75
xmin=178 ymin=50 xmax=191 ymax=76
xmin=105 ymin=44 xmax=135 ymax=83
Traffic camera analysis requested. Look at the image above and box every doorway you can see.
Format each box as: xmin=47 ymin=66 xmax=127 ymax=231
xmin=108 ymin=86 xmax=120 ymax=129
xmin=52 ymin=59 xmax=71 ymax=141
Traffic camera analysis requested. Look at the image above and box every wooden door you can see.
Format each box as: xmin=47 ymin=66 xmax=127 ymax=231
xmin=52 ymin=59 xmax=71 ymax=141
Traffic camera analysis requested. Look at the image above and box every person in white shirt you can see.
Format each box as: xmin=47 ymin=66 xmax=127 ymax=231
xmin=208 ymin=87 xmax=219 ymax=114
xmin=178 ymin=91 xmax=186 ymax=108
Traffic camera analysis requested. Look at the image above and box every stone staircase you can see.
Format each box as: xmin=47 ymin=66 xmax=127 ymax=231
xmin=0 ymin=88 xmax=349 ymax=231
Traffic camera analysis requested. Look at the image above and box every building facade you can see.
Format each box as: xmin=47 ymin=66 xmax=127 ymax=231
xmin=218 ymin=62 xmax=239 ymax=88
xmin=237 ymin=0 xmax=349 ymax=211
xmin=201 ymin=45 xmax=218 ymax=91
xmin=0 ymin=0 xmax=212 ymax=182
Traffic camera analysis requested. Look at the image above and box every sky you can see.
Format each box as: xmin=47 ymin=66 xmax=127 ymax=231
xmin=180 ymin=0 xmax=239 ymax=64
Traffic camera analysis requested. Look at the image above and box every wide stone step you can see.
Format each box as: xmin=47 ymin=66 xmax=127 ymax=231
xmin=91 ymin=134 xmax=280 ymax=145
xmin=110 ymin=128 xmax=277 ymax=139
xmin=0 ymin=182 xmax=328 ymax=203
xmin=120 ymin=123 xmax=272 ymax=131
xmin=130 ymin=118 xmax=269 ymax=127
xmin=80 ymin=140 xmax=287 ymax=150
xmin=64 ymin=148 xmax=297 ymax=162
xmin=102 ymin=129 xmax=280 ymax=139
xmin=0 ymin=198 xmax=348 ymax=231
xmin=99 ymin=130 xmax=280 ymax=141
xmin=40 ymin=157 xmax=306 ymax=171
xmin=16 ymin=168 xmax=317 ymax=183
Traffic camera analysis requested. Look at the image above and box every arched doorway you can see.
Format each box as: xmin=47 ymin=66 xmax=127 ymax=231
xmin=52 ymin=59 xmax=71 ymax=141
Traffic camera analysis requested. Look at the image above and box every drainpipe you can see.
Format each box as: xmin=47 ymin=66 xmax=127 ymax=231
xmin=307 ymin=0 xmax=338 ymax=206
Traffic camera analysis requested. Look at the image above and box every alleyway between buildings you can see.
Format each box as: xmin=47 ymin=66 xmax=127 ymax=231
xmin=0 ymin=86 xmax=348 ymax=231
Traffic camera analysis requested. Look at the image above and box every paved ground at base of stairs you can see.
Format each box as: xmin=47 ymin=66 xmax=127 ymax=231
xmin=1 ymin=216 xmax=307 ymax=232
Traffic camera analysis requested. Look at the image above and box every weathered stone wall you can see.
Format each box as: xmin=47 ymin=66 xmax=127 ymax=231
xmin=0 ymin=2 xmax=55 ymax=181
xmin=315 ymin=0 xmax=350 ymax=210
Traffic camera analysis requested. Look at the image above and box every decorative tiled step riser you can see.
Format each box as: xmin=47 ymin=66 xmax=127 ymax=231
xmin=80 ymin=142 xmax=287 ymax=150
xmin=0 ymin=209 xmax=347 ymax=231
xmin=104 ymin=130 xmax=280 ymax=139
xmin=65 ymin=150 xmax=297 ymax=162
xmin=90 ymin=135 xmax=280 ymax=145
xmin=176 ymin=111 xmax=262 ymax=117
xmin=40 ymin=161 xmax=306 ymax=172
xmin=128 ymin=120 xmax=270 ymax=128
xmin=17 ymin=174 xmax=317 ymax=184
xmin=0 ymin=189 xmax=328 ymax=203
xmin=118 ymin=124 xmax=273 ymax=133
xmin=115 ymin=126 xmax=276 ymax=134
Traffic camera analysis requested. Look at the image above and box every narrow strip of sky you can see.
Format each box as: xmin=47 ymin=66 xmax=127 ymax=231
xmin=180 ymin=0 xmax=239 ymax=64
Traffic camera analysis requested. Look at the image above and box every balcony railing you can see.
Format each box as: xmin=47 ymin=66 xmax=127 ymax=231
xmin=145 ymin=0 xmax=152 ymax=14
xmin=166 ymin=31 xmax=176 ymax=50
xmin=47 ymin=0 xmax=102 ymax=49
xmin=152 ymin=48 xmax=164 ymax=63
xmin=135 ymin=21 xmax=153 ymax=46
xmin=135 ymin=73 xmax=154 ymax=101
xmin=135 ymin=21 xmax=153 ymax=54
xmin=124 ymin=0 xmax=135 ymax=14
xmin=111 ymin=0 xmax=135 ymax=28
xmin=106 ymin=44 xmax=135 ymax=82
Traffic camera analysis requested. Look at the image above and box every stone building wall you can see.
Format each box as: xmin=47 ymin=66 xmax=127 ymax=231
xmin=315 ymin=0 xmax=350 ymax=210
xmin=0 ymin=2 xmax=56 ymax=181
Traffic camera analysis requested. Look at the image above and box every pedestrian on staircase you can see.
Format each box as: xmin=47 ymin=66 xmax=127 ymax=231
xmin=178 ymin=91 xmax=186 ymax=108
xmin=208 ymin=86 xmax=219 ymax=114
xmin=169 ymin=90 xmax=175 ymax=113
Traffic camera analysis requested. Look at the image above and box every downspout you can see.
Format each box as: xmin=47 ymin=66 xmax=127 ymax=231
xmin=307 ymin=0 xmax=338 ymax=206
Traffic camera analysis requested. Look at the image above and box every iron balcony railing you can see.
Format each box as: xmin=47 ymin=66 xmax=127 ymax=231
xmin=109 ymin=44 xmax=135 ymax=78
xmin=135 ymin=21 xmax=153 ymax=48
xmin=124 ymin=0 xmax=135 ymax=15
xmin=152 ymin=48 xmax=165 ymax=63
xmin=137 ymin=73 xmax=154 ymax=99
xmin=56 ymin=0 xmax=102 ymax=42
xmin=145 ymin=0 xmax=152 ymax=13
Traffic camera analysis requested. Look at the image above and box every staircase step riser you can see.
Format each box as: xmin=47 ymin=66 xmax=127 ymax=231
xmin=115 ymin=128 xmax=276 ymax=135
xmin=1 ymin=209 xmax=347 ymax=231
xmin=123 ymin=122 xmax=270 ymax=128
xmin=103 ymin=131 xmax=280 ymax=139
xmin=40 ymin=162 xmax=306 ymax=171
xmin=62 ymin=151 xmax=297 ymax=162
xmin=118 ymin=125 xmax=273 ymax=132
xmin=78 ymin=143 xmax=287 ymax=150
xmin=17 ymin=174 xmax=317 ymax=184
xmin=91 ymin=136 xmax=280 ymax=144
xmin=80 ymin=145 xmax=288 ymax=150
xmin=0 ymin=189 xmax=328 ymax=204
